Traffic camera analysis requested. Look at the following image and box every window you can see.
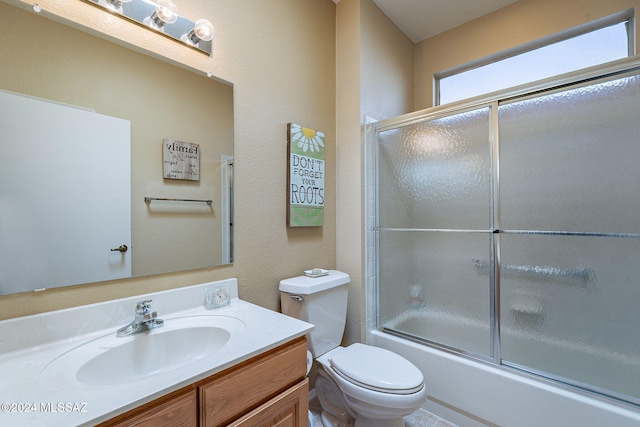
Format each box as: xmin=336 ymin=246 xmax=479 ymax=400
xmin=436 ymin=12 xmax=633 ymax=105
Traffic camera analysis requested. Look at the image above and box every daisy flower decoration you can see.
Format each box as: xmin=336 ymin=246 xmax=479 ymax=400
xmin=290 ymin=123 xmax=325 ymax=153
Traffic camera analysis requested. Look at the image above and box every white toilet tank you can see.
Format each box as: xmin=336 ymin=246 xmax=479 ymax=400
xmin=279 ymin=270 xmax=350 ymax=358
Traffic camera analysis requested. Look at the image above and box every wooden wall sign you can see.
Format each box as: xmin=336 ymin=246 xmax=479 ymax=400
xmin=287 ymin=123 xmax=325 ymax=227
xmin=163 ymin=139 xmax=200 ymax=181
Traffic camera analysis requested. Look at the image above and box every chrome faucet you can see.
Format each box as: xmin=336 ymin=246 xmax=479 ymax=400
xmin=116 ymin=300 xmax=164 ymax=337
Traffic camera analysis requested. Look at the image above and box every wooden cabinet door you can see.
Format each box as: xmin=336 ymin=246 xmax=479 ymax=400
xmin=97 ymin=389 xmax=197 ymax=427
xmin=228 ymin=379 xmax=309 ymax=427
xmin=200 ymin=337 xmax=307 ymax=427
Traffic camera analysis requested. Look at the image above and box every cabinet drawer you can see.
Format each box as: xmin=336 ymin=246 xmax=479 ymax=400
xmin=200 ymin=336 xmax=307 ymax=427
xmin=97 ymin=388 xmax=197 ymax=427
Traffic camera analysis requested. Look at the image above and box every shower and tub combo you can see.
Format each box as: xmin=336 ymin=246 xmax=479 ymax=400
xmin=366 ymin=58 xmax=640 ymax=426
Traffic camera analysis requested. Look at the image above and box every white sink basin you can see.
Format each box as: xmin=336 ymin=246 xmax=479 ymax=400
xmin=40 ymin=315 xmax=245 ymax=386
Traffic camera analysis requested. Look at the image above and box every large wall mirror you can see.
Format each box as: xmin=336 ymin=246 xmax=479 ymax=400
xmin=0 ymin=1 xmax=234 ymax=295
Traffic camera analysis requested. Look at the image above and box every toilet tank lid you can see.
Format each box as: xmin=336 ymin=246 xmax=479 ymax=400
xmin=279 ymin=270 xmax=350 ymax=294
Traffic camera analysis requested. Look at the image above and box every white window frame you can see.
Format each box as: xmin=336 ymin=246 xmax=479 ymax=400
xmin=434 ymin=9 xmax=636 ymax=106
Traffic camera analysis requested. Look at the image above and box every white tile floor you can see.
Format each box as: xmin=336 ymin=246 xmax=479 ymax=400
xmin=308 ymin=396 xmax=458 ymax=427
xmin=403 ymin=409 xmax=459 ymax=427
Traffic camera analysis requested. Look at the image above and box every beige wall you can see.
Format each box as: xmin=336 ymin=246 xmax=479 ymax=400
xmin=336 ymin=0 xmax=362 ymax=346
xmin=336 ymin=0 xmax=413 ymax=345
xmin=360 ymin=0 xmax=414 ymax=120
xmin=415 ymin=0 xmax=640 ymax=110
xmin=0 ymin=0 xmax=336 ymax=320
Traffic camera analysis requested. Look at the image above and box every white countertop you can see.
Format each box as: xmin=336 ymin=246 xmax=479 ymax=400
xmin=0 ymin=279 xmax=313 ymax=426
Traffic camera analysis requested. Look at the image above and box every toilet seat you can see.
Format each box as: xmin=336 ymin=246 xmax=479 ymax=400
xmin=329 ymin=343 xmax=424 ymax=395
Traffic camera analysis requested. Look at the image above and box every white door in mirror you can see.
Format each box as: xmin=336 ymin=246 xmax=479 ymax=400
xmin=0 ymin=91 xmax=131 ymax=294
xmin=206 ymin=285 xmax=231 ymax=309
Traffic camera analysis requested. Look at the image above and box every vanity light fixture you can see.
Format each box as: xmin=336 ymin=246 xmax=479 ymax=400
xmin=182 ymin=19 xmax=214 ymax=47
xmin=105 ymin=0 xmax=132 ymax=14
xmin=143 ymin=0 xmax=178 ymax=31
xmin=82 ymin=0 xmax=214 ymax=55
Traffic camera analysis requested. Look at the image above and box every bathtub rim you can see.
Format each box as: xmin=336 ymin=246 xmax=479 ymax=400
xmin=370 ymin=329 xmax=640 ymax=427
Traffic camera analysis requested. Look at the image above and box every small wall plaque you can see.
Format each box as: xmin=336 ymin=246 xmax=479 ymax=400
xmin=163 ymin=139 xmax=200 ymax=181
xmin=287 ymin=123 xmax=325 ymax=227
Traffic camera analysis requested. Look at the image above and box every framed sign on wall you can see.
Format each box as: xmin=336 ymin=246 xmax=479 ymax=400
xmin=163 ymin=139 xmax=200 ymax=181
xmin=287 ymin=123 xmax=325 ymax=227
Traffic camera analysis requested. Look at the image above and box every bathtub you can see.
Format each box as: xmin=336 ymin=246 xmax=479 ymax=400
xmin=370 ymin=311 xmax=640 ymax=427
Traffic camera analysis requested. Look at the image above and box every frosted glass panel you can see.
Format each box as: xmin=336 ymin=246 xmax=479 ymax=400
xmin=375 ymin=64 xmax=640 ymax=405
xmin=379 ymin=230 xmax=492 ymax=357
xmin=378 ymin=107 xmax=491 ymax=230
xmin=500 ymin=233 xmax=640 ymax=400
xmin=499 ymin=75 xmax=640 ymax=234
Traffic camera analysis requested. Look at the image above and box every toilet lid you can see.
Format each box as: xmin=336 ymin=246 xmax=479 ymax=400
xmin=330 ymin=343 xmax=424 ymax=394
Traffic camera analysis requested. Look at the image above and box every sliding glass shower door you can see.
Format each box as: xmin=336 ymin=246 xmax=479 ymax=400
xmin=374 ymin=63 xmax=640 ymax=404
xmin=377 ymin=107 xmax=494 ymax=357
xmin=498 ymin=74 xmax=640 ymax=400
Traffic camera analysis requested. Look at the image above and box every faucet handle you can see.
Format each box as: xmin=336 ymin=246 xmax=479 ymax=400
xmin=135 ymin=300 xmax=153 ymax=314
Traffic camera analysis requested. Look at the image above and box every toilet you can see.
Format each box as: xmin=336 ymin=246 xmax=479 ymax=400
xmin=280 ymin=270 xmax=426 ymax=427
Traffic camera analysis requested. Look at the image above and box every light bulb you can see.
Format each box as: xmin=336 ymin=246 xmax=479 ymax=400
xmin=105 ymin=0 xmax=131 ymax=14
xmin=193 ymin=19 xmax=214 ymax=41
xmin=145 ymin=0 xmax=178 ymax=30
xmin=183 ymin=19 xmax=214 ymax=46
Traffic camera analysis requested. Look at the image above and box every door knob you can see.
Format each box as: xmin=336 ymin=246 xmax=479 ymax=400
xmin=110 ymin=244 xmax=128 ymax=253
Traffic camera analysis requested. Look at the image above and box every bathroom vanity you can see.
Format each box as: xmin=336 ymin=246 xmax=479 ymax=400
xmin=0 ymin=279 xmax=313 ymax=426
xmin=99 ymin=336 xmax=308 ymax=427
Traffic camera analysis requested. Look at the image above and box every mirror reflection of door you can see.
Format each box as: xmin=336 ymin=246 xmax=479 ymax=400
xmin=221 ymin=155 xmax=234 ymax=264
xmin=0 ymin=90 xmax=131 ymax=294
